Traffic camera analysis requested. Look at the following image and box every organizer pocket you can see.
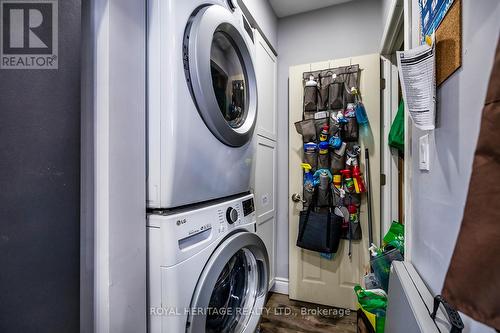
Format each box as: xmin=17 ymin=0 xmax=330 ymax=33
xmin=319 ymin=75 xmax=332 ymax=110
xmin=330 ymin=152 xmax=345 ymax=173
xmin=342 ymin=117 xmax=359 ymax=142
xmin=294 ymin=119 xmax=317 ymax=143
xmin=303 ymin=188 xmax=314 ymax=209
xmin=332 ymin=186 xmax=344 ymax=206
xmin=304 ymin=150 xmax=318 ymax=171
xmin=329 ymin=82 xmax=344 ymax=110
xmin=303 ymin=111 xmax=315 ymax=120
xmin=317 ymin=184 xmax=330 ymax=207
xmin=304 ymin=86 xmax=319 ymax=111
xmin=329 ymin=113 xmax=340 ymax=136
xmin=318 ymin=152 xmax=329 ymax=169
xmin=314 ymin=117 xmax=330 ymax=140
xmin=343 ymin=72 xmax=359 ymax=104
xmin=348 ymin=193 xmax=361 ymax=206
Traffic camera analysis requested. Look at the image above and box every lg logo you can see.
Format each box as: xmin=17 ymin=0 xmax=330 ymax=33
xmin=1 ymin=0 xmax=58 ymax=69
xmin=176 ymin=219 xmax=187 ymax=226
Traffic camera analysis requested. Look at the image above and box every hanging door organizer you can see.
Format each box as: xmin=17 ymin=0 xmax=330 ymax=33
xmin=295 ymin=64 xmax=368 ymax=253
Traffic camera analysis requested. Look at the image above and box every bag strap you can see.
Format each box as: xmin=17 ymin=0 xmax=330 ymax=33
xmin=297 ymin=189 xmax=318 ymax=242
xmin=325 ymin=185 xmax=333 ymax=249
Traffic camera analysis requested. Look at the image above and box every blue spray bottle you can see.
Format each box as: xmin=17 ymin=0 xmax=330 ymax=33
xmin=301 ymin=163 xmax=314 ymax=192
xmin=352 ymin=87 xmax=369 ymax=126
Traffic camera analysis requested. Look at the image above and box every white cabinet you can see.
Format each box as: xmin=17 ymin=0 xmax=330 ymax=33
xmin=253 ymin=29 xmax=277 ymax=289
xmin=255 ymin=31 xmax=277 ymax=141
xmin=254 ymin=136 xmax=276 ymax=287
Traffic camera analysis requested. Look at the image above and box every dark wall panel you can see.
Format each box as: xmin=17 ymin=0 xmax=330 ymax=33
xmin=0 ymin=1 xmax=81 ymax=332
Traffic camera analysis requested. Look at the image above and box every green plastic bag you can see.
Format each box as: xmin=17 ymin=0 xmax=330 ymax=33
xmin=354 ymin=285 xmax=387 ymax=333
xmin=388 ymin=100 xmax=404 ymax=152
xmin=383 ymin=221 xmax=404 ymax=255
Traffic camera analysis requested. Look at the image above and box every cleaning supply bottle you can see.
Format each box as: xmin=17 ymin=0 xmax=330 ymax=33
xmin=348 ymin=204 xmax=359 ymax=225
xmin=333 ymin=174 xmax=342 ymax=189
xmin=340 ymin=169 xmax=355 ymax=193
xmin=319 ymin=124 xmax=329 ymax=142
xmin=301 ymin=163 xmax=314 ymax=192
xmin=352 ymin=165 xmax=366 ymax=193
xmin=318 ymin=141 xmax=329 ymax=155
xmin=305 ymin=75 xmax=317 ymax=87
xmin=346 ymin=145 xmax=361 ymax=167
xmin=355 ymin=102 xmax=369 ymax=127
xmin=336 ymin=110 xmax=348 ymax=124
xmin=329 ymin=135 xmax=342 ymax=149
xmin=304 ymin=142 xmax=318 ymax=153
xmin=351 ymin=87 xmax=369 ymax=126
xmin=313 ymin=168 xmax=332 ymax=187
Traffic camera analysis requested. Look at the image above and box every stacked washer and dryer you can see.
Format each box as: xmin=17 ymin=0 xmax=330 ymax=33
xmin=147 ymin=0 xmax=269 ymax=332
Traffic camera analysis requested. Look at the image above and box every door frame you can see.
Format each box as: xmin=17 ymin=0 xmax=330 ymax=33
xmin=379 ymin=0 xmax=415 ymax=261
xmin=379 ymin=0 xmax=404 ymax=238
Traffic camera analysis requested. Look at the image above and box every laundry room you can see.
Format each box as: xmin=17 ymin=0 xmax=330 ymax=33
xmin=1 ymin=0 xmax=499 ymax=332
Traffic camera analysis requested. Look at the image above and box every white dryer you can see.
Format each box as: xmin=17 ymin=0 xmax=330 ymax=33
xmin=148 ymin=194 xmax=269 ymax=333
xmin=148 ymin=0 xmax=258 ymax=209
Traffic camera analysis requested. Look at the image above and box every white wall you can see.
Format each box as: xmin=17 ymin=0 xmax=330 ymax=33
xmin=382 ymin=0 xmax=396 ymax=26
xmin=93 ymin=0 xmax=147 ymax=332
xmin=275 ymin=0 xmax=385 ymax=280
xmin=241 ymin=0 xmax=278 ymax=49
xmin=409 ymin=1 xmax=500 ymax=332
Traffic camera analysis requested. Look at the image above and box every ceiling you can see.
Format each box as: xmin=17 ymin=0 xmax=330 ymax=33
xmin=268 ymin=0 xmax=354 ymax=18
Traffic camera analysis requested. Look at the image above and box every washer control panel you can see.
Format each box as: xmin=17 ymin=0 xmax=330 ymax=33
xmin=226 ymin=207 xmax=238 ymax=224
xmin=148 ymin=194 xmax=256 ymax=267
xmin=242 ymin=197 xmax=255 ymax=216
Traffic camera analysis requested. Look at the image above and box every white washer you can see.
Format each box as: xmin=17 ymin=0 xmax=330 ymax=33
xmin=148 ymin=194 xmax=269 ymax=333
xmin=148 ymin=0 xmax=258 ymax=209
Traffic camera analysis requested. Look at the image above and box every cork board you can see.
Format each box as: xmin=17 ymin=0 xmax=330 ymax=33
xmin=435 ymin=0 xmax=462 ymax=86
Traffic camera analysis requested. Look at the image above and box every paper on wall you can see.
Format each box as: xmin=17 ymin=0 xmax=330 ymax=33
xmin=397 ymin=44 xmax=436 ymax=130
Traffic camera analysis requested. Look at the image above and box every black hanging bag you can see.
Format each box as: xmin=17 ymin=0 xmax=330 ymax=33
xmin=296 ymin=190 xmax=343 ymax=253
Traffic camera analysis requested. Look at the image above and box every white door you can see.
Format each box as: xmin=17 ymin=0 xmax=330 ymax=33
xmin=288 ymin=54 xmax=381 ymax=309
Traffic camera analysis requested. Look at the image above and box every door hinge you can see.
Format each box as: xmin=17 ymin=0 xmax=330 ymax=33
xmin=381 ymin=78 xmax=386 ymax=90
xmin=380 ymin=173 xmax=386 ymax=186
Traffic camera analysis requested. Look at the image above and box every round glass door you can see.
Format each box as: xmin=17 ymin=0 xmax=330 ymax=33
xmin=210 ymin=31 xmax=248 ymax=129
xmin=184 ymin=5 xmax=257 ymax=147
xmin=187 ymin=232 xmax=269 ymax=333
xmin=206 ymin=249 xmax=258 ymax=333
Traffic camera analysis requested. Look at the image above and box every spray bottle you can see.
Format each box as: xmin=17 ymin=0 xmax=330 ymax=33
xmin=348 ymin=204 xmax=359 ymax=225
xmin=352 ymin=165 xmax=366 ymax=193
xmin=346 ymin=145 xmax=361 ymax=167
xmin=301 ymin=163 xmax=314 ymax=193
xmin=340 ymin=169 xmax=355 ymax=193
xmin=351 ymin=87 xmax=369 ymax=127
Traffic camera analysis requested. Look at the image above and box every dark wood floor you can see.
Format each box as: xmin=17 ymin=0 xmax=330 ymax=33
xmin=258 ymin=293 xmax=357 ymax=333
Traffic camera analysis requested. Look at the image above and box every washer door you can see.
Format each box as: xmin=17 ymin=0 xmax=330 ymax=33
xmin=187 ymin=232 xmax=269 ymax=333
xmin=184 ymin=5 xmax=257 ymax=147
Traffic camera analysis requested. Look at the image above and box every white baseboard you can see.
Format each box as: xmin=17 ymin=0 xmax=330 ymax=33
xmin=270 ymin=277 xmax=289 ymax=295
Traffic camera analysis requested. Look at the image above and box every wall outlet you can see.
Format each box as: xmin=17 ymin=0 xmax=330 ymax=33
xmin=419 ymin=134 xmax=430 ymax=171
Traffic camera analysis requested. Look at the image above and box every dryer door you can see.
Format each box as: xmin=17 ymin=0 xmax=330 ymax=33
xmin=187 ymin=232 xmax=269 ymax=333
xmin=184 ymin=5 xmax=257 ymax=147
